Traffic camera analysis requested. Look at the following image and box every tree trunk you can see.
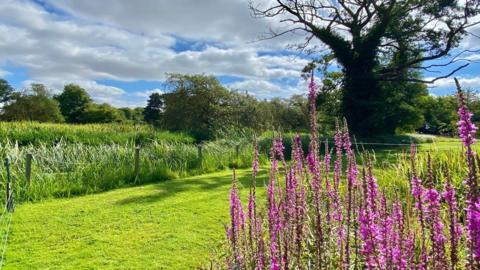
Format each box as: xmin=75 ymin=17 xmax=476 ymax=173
xmin=342 ymin=61 xmax=388 ymax=137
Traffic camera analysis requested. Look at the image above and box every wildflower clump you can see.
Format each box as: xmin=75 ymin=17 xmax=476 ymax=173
xmin=222 ymin=76 xmax=480 ymax=269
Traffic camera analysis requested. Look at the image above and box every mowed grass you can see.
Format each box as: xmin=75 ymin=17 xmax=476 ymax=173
xmin=4 ymin=168 xmax=267 ymax=269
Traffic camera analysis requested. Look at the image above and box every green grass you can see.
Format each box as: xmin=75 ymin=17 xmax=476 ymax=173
xmin=0 ymin=122 xmax=194 ymax=145
xmin=4 ymin=168 xmax=267 ymax=269
xmin=0 ymin=135 xmax=471 ymax=269
xmin=0 ymin=139 xmax=260 ymax=203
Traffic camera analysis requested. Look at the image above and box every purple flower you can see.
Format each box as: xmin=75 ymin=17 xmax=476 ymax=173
xmin=308 ymin=72 xmax=318 ymax=148
xmin=228 ymin=170 xmax=245 ymax=267
xmin=252 ymin=142 xmax=260 ymax=179
xmin=391 ymin=202 xmax=407 ymax=270
xmin=359 ymin=164 xmax=380 ymax=269
xmin=443 ymin=179 xmax=463 ymax=268
xmin=425 ymin=188 xmax=447 ymax=269
xmin=457 ymin=90 xmax=477 ymax=149
xmin=456 ymin=80 xmax=480 ymax=266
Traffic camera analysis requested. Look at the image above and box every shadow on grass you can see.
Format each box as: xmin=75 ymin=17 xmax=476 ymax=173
xmin=114 ymin=168 xmax=269 ymax=206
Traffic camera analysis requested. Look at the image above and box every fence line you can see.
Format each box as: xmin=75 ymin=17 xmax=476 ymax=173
xmin=0 ymin=213 xmax=12 ymax=269
xmin=0 ymin=158 xmax=14 ymax=269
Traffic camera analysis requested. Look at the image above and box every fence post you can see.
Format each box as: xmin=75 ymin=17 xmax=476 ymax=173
xmin=25 ymin=153 xmax=32 ymax=188
xmin=134 ymin=147 xmax=140 ymax=179
xmin=235 ymin=144 xmax=240 ymax=158
xmin=197 ymin=144 xmax=203 ymax=163
xmin=4 ymin=158 xmax=13 ymax=212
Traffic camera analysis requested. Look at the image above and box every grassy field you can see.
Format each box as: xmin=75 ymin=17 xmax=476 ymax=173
xmin=4 ymin=168 xmax=267 ymax=269
xmin=0 ymin=136 xmax=470 ymax=269
xmin=0 ymin=122 xmax=194 ymax=145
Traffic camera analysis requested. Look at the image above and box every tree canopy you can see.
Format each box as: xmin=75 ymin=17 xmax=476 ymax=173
xmin=1 ymin=84 xmax=63 ymax=122
xmin=0 ymin=79 xmax=14 ymax=104
xmin=143 ymin=93 xmax=164 ymax=125
xmin=251 ymin=0 xmax=480 ymax=135
xmin=55 ymin=84 xmax=92 ymax=123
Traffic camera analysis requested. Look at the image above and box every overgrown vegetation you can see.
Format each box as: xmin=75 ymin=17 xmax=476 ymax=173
xmin=219 ymin=76 xmax=480 ymax=269
xmin=0 ymin=138 xmax=259 ymax=203
xmin=0 ymin=122 xmax=193 ymax=145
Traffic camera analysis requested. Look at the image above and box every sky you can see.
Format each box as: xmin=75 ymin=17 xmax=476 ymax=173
xmin=0 ymin=0 xmax=479 ymax=107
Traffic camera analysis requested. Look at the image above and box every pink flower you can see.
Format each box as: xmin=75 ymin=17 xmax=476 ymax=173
xmin=425 ymin=188 xmax=447 ymax=269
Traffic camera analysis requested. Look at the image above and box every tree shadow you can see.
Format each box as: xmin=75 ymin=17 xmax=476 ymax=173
xmin=114 ymin=169 xmax=268 ymax=206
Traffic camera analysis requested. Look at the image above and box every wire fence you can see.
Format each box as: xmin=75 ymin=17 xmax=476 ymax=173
xmin=0 ymin=158 xmax=15 ymax=270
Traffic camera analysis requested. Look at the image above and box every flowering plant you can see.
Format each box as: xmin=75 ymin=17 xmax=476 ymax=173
xmin=222 ymin=76 xmax=480 ymax=269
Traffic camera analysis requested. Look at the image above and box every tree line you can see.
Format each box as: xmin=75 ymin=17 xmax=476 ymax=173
xmin=0 ymin=79 xmax=143 ymax=124
xmin=0 ymin=74 xmax=478 ymax=141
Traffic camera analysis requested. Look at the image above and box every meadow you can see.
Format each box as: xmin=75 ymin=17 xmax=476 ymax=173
xmin=0 ymin=121 xmax=475 ymax=269
xmin=0 ymin=140 xmax=470 ymax=269
xmin=0 ymin=122 xmax=194 ymax=145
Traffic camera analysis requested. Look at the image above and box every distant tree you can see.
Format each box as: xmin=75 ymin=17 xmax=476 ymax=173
xmin=120 ymin=107 xmax=144 ymax=123
xmin=162 ymin=74 xmax=233 ymax=140
xmin=226 ymin=91 xmax=266 ymax=132
xmin=0 ymin=79 xmax=14 ymax=104
xmin=418 ymin=95 xmax=457 ymax=135
xmin=2 ymin=84 xmax=63 ymax=122
xmin=30 ymin=83 xmax=50 ymax=97
xmin=143 ymin=93 xmax=164 ymax=125
xmin=251 ymin=0 xmax=480 ymax=135
xmin=55 ymin=84 xmax=92 ymax=123
xmin=78 ymin=103 xmax=126 ymax=123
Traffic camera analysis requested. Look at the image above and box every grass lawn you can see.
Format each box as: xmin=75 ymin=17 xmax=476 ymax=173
xmin=4 ymin=168 xmax=267 ymax=269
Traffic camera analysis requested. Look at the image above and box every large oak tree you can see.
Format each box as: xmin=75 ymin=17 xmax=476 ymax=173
xmin=251 ymin=0 xmax=480 ymax=135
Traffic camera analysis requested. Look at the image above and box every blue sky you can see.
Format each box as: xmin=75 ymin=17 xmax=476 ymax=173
xmin=0 ymin=0 xmax=479 ymax=107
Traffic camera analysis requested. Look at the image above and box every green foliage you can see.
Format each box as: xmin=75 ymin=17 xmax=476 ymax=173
xmin=0 ymin=78 xmax=14 ymax=104
xmin=0 ymin=122 xmax=194 ymax=145
xmin=418 ymin=95 xmax=458 ymax=135
xmin=143 ymin=93 xmax=163 ymax=124
xmin=1 ymin=84 xmax=64 ymax=122
xmin=120 ymin=107 xmax=144 ymax=123
xmin=78 ymin=103 xmax=126 ymax=123
xmin=254 ymin=1 xmax=478 ymax=136
xmin=378 ymin=80 xmax=428 ymax=133
xmin=0 ymin=139 xmax=258 ymax=203
xmin=55 ymin=84 xmax=92 ymax=123
xmin=261 ymin=96 xmax=309 ymax=132
xmin=162 ymin=74 xmax=245 ymax=141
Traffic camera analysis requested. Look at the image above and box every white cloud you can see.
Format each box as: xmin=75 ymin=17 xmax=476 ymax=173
xmin=134 ymin=89 xmax=164 ymax=98
xmin=42 ymin=0 xmax=300 ymax=50
xmin=227 ymin=79 xmax=310 ymax=99
xmin=21 ymin=78 xmax=126 ymax=105
xmin=0 ymin=1 xmax=309 ymax=80
xmin=0 ymin=68 xmax=11 ymax=77
xmin=429 ymin=76 xmax=480 ymax=90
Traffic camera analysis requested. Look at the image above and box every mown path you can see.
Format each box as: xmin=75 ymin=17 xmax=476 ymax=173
xmin=4 ymin=168 xmax=266 ymax=269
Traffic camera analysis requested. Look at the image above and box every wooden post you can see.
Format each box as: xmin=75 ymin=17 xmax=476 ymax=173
xmin=197 ymin=144 xmax=203 ymax=162
xmin=235 ymin=144 xmax=240 ymax=158
xmin=25 ymin=153 xmax=32 ymax=188
xmin=134 ymin=147 xmax=140 ymax=179
xmin=4 ymin=158 xmax=13 ymax=212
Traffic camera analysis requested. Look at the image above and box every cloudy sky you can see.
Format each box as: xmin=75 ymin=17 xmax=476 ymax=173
xmin=0 ymin=0 xmax=479 ymax=107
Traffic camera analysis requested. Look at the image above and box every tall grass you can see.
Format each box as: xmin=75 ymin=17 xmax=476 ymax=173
xmin=0 ymin=121 xmax=194 ymax=145
xmin=0 ymin=139 xmax=262 ymax=203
